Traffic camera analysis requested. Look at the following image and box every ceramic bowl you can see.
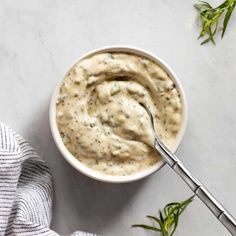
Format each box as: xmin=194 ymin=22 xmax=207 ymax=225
xmin=49 ymin=45 xmax=188 ymax=183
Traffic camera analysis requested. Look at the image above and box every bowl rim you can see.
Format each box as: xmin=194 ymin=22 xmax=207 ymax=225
xmin=49 ymin=45 xmax=188 ymax=183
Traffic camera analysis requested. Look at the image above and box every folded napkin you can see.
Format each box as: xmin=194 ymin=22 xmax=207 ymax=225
xmin=0 ymin=123 xmax=97 ymax=236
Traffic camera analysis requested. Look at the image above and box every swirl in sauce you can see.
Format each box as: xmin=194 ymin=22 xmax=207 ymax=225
xmin=56 ymin=52 xmax=182 ymax=176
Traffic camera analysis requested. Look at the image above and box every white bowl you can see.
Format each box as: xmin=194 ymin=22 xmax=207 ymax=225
xmin=49 ymin=45 xmax=188 ymax=183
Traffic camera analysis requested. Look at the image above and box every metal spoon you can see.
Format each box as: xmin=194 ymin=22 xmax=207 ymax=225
xmin=140 ymin=103 xmax=236 ymax=236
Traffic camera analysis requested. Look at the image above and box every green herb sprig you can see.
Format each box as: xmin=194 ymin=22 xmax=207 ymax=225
xmin=195 ymin=0 xmax=236 ymax=44
xmin=132 ymin=196 xmax=194 ymax=236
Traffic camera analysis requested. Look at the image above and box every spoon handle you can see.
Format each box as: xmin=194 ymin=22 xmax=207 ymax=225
xmin=154 ymin=138 xmax=236 ymax=236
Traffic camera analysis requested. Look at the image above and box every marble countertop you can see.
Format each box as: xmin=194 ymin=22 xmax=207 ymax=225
xmin=1 ymin=0 xmax=236 ymax=235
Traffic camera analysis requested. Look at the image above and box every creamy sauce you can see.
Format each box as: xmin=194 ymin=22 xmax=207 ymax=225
xmin=56 ymin=52 xmax=182 ymax=176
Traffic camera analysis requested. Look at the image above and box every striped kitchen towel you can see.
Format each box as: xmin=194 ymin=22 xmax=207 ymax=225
xmin=0 ymin=123 xmax=97 ymax=236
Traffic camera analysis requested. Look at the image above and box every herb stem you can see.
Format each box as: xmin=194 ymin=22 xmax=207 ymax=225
xmin=195 ymin=0 xmax=236 ymax=44
xmin=132 ymin=196 xmax=194 ymax=236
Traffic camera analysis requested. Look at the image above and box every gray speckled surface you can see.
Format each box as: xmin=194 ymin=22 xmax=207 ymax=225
xmin=0 ymin=0 xmax=236 ymax=235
